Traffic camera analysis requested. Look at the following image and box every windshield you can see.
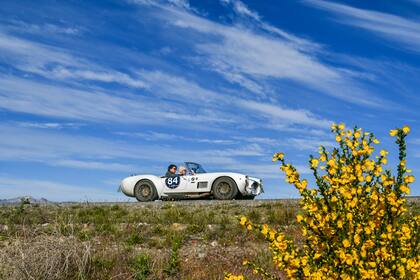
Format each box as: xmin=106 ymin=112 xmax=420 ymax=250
xmin=185 ymin=162 xmax=206 ymax=174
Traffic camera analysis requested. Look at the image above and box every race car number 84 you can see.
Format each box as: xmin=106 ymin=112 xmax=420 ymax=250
xmin=165 ymin=175 xmax=180 ymax=189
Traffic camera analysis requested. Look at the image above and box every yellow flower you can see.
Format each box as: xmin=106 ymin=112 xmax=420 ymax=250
xmin=345 ymin=254 xmax=353 ymax=265
xmin=311 ymin=158 xmax=319 ymax=168
xmin=404 ymin=175 xmax=415 ymax=184
xmin=261 ymin=224 xmax=269 ymax=236
xmin=296 ymin=214 xmax=303 ymax=223
xmin=343 ymin=239 xmax=351 ymax=248
xmin=400 ymin=185 xmax=410 ymax=194
xmin=239 ymin=216 xmax=247 ymax=226
xmin=272 ymin=152 xmax=284 ymax=161
xmin=389 ymin=129 xmax=398 ymax=136
xmin=380 ymin=149 xmax=388 ymax=157
xmin=354 ymin=234 xmax=360 ymax=245
xmin=402 ymin=125 xmax=410 ymax=134
xmin=354 ymin=131 xmax=361 ymax=138
xmin=336 ymin=135 xmax=342 ymax=142
xmin=338 ymin=123 xmax=345 ymax=130
xmin=373 ymin=139 xmax=380 ymax=144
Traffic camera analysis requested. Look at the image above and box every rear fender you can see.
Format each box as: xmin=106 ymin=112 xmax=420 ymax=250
xmin=121 ymin=175 xmax=163 ymax=197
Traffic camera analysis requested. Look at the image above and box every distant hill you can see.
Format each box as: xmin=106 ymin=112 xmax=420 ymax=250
xmin=0 ymin=196 xmax=51 ymax=205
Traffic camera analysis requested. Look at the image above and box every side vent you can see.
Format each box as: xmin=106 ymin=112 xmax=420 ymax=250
xmin=197 ymin=182 xmax=208 ymax=189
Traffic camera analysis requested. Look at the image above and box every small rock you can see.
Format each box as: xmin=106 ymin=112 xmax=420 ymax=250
xmin=171 ymin=223 xmax=187 ymax=231
xmin=196 ymin=246 xmax=207 ymax=259
xmin=0 ymin=224 xmax=8 ymax=231
xmin=41 ymin=223 xmax=49 ymax=227
xmin=210 ymin=241 xmax=218 ymax=247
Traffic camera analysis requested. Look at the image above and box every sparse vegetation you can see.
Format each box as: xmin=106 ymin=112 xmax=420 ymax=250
xmin=0 ymin=198 xmax=418 ymax=279
xmin=0 ymin=200 xmax=303 ymax=279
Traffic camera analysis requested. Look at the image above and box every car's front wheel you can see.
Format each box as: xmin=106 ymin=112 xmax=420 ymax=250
xmin=134 ymin=180 xmax=158 ymax=202
xmin=212 ymin=177 xmax=238 ymax=200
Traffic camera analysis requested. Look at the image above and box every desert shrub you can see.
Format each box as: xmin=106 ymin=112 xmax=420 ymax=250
xmin=131 ymin=253 xmax=151 ymax=280
xmin=164 ymin=234 xmax=183 ymax=276
xmin=126 ymin=232 xmax=145 ymax=246
xmin=226 ymin=124 xmax=419 ymax=279
xmin=0 ymin=235 xmax=91 ymax=280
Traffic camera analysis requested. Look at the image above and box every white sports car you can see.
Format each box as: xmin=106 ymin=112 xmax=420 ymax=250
xmin=119 ymin=162 xmax=263 ymax=201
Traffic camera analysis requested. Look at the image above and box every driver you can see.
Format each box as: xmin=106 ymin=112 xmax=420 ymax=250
xmin=165 ymin=164 xmax=177 ymax=177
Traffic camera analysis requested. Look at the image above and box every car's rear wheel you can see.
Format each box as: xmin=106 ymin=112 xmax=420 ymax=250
xmin=212 ymin=177 xmax=238 ymax=200
xmin=134 ymin=180 xmax=158 ymax=202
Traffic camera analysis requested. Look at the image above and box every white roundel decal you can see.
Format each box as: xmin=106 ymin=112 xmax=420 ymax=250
xmin=165 ymin=175 xmax=180 ymax=189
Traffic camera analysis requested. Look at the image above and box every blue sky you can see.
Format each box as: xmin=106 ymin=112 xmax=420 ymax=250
xmin=0 ymin=0 xmax=419 ymax=201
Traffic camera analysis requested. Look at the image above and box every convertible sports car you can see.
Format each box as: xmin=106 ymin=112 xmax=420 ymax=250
xmin=119 ymin=162 xmax=263 ymax=201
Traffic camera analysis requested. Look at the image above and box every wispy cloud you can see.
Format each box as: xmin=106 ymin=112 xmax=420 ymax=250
xmin=117 ymin=131 xmax=237 ymax=145
xmin=0 ymin=176 xmax=124 ymax=201
xmin=138 ymin=0 xmax=383 ymax=106
xmin=0 ymin=32 xmax=147 ymax=89
xmin=237 ymin=100 xmax=331 ymax=129
xmin=16 ymin=122 xmax=83 ymax=129
xmin=306 ymin=0 xmax=420 ymax=52
xmin=55 ymin=160 xmax=139 ymax=172
xmin=1 ymin=20 xmax=81 ymax=35
xmin=0 ymin=124 xmax=266 ymax=173
xmin=0 ymin=75 xmax=226 ymax=126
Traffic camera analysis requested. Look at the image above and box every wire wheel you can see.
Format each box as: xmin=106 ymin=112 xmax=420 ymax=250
xmin=212 ymin=177 xmax=238 ymax=200
xmin=135 ymin=180 xmax=157 ymax=202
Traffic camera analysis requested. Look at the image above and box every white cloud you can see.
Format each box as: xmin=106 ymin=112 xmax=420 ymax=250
xmin=238 ymin=100 xmax=331 ymax=128
xmin=306 ymin=0 xmax=420 ymax=52
xmin=54 ymin=160 xmax=139 ymax=172
xmin=0 ymin=75 xmax=226 ymax=126
xmin=117 ymin=131 xmax=237 ymax=145
xmin=2 ymin=20 xmax=80 ymax=35
xmin=50 ymin=66 xmax=148 ymax=89
xmin=16 ymin=122 xmax=83 ymax=129
xmin=0 ymin=32 xmax=147 ymax=88
xmin=0 ymin=176 xmax=125 ymax=202
xmin=0 ymin=124 xmax=264 ymax=172
xmin=222 ymin=0 xmax=260 ymax=21
xmin=286 ymin=137 xmax=334 ymax=151
xmin=142 ymin=1 xmax=381 ymax=106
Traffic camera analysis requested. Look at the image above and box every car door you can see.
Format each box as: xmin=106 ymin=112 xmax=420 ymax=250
xmin=187 ymin=173 xmax=211 ymax=192
xmin=161 ymin=175 xmax=189 ymax=194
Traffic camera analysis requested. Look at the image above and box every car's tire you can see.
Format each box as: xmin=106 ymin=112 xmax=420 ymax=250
xmin=212 ymin=177 xmax=238 ymax=200
xmin=134 ymin=180 xmax=158 ymax=202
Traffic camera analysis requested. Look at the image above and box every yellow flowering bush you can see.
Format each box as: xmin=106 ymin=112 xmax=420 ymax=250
xmin=226 ymin=124 xmax=419 ymax=279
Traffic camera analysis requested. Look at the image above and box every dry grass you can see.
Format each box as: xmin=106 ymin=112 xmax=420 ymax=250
xmin=0 ymin=235 xmax=91 ymax=280
xmin=0 ymin=199 xmax=418 ymax=279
